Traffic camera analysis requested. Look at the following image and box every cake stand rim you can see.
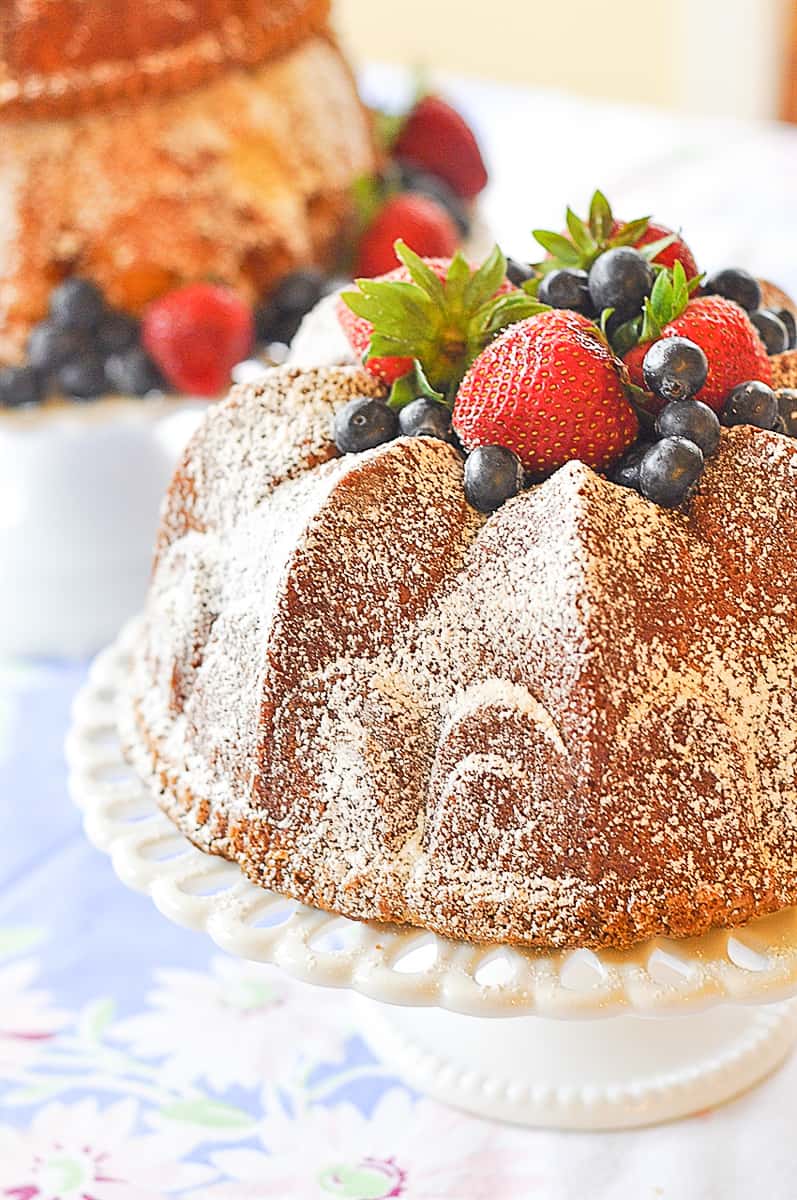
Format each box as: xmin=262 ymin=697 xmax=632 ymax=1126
xmin=65 ymin=617 xmax=797 ymax=1022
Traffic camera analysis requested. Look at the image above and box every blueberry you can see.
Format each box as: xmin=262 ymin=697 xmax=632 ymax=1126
xmin=642 ymin=336 xmax=709 ymax=402
xmin=56 ymin=352 xmax=107 ymax=399
xmin=609 ymin=441 xmax=653 ymax=491
xmin=750 ymin=309 xmax=789 ymax=356
xmin=398 ymin=398 xmax=452 ymax=440
xmin=255 ymin=306 xmax=303 ymax=347
xmin=538 ymin=268 xmax=591 ymax=314
xmin=505 ymin=258 xmax=536 ymax=287
xmin=703 ymin=267 xmax=761 ymax=313
xmin=655 ymin=399 xmax=720 ymax=457
xmin=721 ymin=380 xmax=779 ymax=430
xmin=105 ymin=347 xmax=164 ymax=396
xmin=96 ymin=311 xmax=140 ymax=355
xmin=774 ymin=308 xmax=797 ymax=350
xmin=334 ymin=396 xmax=398 ymax=453
xmin=777 ymin=388 xmax=797 ymax=437
xmin=464 ymin=445 xmax=524 ymax=513
xmin=588 ymin=247 xmax=654 ymax=321
xmin=396 ymin=161 xmax=471 ymax=237
xmin=49 ymin=277 xmax=106 ymax=332
xmin=27 ymin=321 xmax=87 ymax=371
xmin=271 ymin=269 xmax=326 ymax=317
xmin=0 ymin=365 xmax=43 ymax=408
xmin=639 ymin=436 xmax=704 ymax=507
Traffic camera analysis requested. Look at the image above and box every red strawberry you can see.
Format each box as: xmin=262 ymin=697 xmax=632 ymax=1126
xmin=337 ymin=254 xmax=516 ymax=385
xmin=624 ymin=296 xmax=773 ymax=413
xmin=142 ymin=283 xmax=253 ymax=396
xmin=394 ymin=95 xmax=488 ymax=200
xmin=610 ymin=219 xmax=698 ymax=278
xmin=453 ymin=310 xmax=638 ymax=475
xmin=354 ymin=194 xmax=458 ymax=279
xmin=533 ymin=190 xmax=699 ymax=284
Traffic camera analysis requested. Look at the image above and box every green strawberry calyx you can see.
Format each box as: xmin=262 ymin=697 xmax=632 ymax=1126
xmin=527 ymin=188 xmax=677 ymax=282
xmin=604 ymin=261 xmax=704 ymax=359
xmin=341 ymin=240 xmax=548 ymax=407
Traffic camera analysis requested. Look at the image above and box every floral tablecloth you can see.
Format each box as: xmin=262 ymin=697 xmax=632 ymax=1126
xmin=3 ymin=643 xmax=797 ymax=1197
xmin=5 ymin=77 xmax=797 ymax=1199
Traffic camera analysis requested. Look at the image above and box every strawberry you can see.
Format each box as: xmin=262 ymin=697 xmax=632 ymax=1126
xmin=394 ymin=95 xmax=488 ymax=200
xmin=338 ymin=244 xmax=536 ymax=396
xmin=614 ymin=219 xmax=698 ymax=278
xmin=622 ymin=265 xmax=772 ymax=413
xmin=142 ymin=283 xmax=253 ymax=396
xmin=532 ymin=189 xmax=698 ymax=282
xmin=453 ymin=310 xmax=638 ymax=476
xmin=353 ymin=194 xmax=458 ymax=279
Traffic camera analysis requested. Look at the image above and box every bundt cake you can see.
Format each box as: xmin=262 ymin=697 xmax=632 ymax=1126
xmin=123 ymin=359 xmax=797 ymax=950
xmin=0 ymin=0 xmax=375 ymax=365
xmin=123 ymin=198 xmax=797 ymax=950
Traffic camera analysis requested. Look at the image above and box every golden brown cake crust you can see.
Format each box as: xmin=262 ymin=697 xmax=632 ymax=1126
xmin=0 ymin=33 xmax=375 ymax=364
xmin=772 ymin=351 xmax=797 ymax=391
xmin=0 ymin=0 xmax=331 ymax=119
xmin=122 ymin=365 xmax=797 ymax=951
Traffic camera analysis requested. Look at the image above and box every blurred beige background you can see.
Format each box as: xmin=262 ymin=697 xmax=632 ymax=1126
xmin=336 ymin=0 xmax=791 ymax=119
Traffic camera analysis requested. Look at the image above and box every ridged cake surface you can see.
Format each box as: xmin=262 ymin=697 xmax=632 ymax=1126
xmin=0 ymin=0 xmax=330 ymax=119
xmin=122 ymin=363 xmax=797 ymax=949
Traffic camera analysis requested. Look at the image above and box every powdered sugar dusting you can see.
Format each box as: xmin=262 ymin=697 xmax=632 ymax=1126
xmin=123 ymin=386 xmax=797 ymax=949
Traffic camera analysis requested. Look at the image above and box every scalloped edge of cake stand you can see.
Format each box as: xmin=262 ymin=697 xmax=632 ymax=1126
xmin=65 ymin=621 xmax=797 ymax=1129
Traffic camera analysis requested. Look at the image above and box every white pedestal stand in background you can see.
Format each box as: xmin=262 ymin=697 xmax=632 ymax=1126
xmin=66 ymin=624 xmax=797 ymax=1131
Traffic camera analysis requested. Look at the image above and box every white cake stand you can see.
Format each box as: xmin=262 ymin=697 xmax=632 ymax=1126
xmin=66 ymin=624 xmax=797 ymax=1131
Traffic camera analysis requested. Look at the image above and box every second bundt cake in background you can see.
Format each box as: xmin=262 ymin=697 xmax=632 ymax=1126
xmin=0 ymin=0 xmax=375 ymax=364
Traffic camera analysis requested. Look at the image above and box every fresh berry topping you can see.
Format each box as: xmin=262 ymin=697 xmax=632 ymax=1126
xmin=398 ymin=397 xmax=452 ymax=440
xmin=623 ymin=267 xmax=773 ymax=413
xmin=57 ymin=352 xmax=107 ymax=399
xmin=537 ymin=268 xmax=591 ymax=313
xmin=255 ymin=270 xmax=328 ymax=345
xmin=336 ymin=291 xmax=413 ymax=385
xmin=96 ymin=311 xmax=140 ymax=355
xmin=334 ymin=396 xmax=399 ymax=454
xmin=655 ymin=399 xmax=720 ymax=457
xmin=642 ymin=336 xmax=708 ymax=401
xmin=105 ymin=346 xmax=163 ymax=396
xmin=777 ymin=388 xmax=797 ymax=436
xmin=625 ymin=221 xmax=699 ymax=279
xmin=0 ymin=365 xmax=42 ymax=408
xmin=703 ymin=268 xmax=761 ymax=313
xmin=49 ymin=277 xmax=105 ymax=332
xmin=338 ymin=244 xmax=539 ymax=395
xmin=463 ymin=445 xmax=524 ymax=512
xmin=588 ymin=247 xmax=654 ymax=322
xmin=721 ymin=381 xmax=779 ymax=430
xmin=394 ymin=95 xmax=488 ymax=200
xmin=639 ymin=436 xmax=704 ymax=507
xmin=453 ymin=309 xmax=638 ymax=475
xmin=27 ymin=321 xmax=86 ymax=371
xmin=774 ymin=308 xmax=797 ymax=350
xmin=750 ymin=309 xmax=789 ymax=356
xmin=271 ymin=269 xmax=326 ymax=317
xmin=353 ymin=194 xmax=459 ymax=279
xmin=609 ymin=441 xmax=653 ymax=491
xmin=505 ymin=258 xmax=535 ymax=287
xmin=142 ymin=284 xmax=254 ymax=396
xmin=396 ymin=160 xmax=471 ymax=236
xmin=532 ymin=190 xmax=698 ymax=279
xmin=255 ymin=305 xmax=302 ymax=347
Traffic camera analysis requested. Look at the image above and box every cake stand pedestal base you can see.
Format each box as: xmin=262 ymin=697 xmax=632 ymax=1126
xmin=355 ymin=996 xmax=797 ymax=1130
